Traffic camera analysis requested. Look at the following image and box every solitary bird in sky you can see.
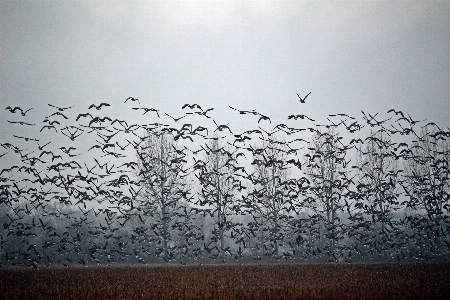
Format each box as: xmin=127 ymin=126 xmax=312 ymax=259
xmin=296 ymin=92 xmax=311 ymax=103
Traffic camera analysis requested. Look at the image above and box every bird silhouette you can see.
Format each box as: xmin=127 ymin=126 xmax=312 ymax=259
xmin=6 ymin=106 xmax=33 ymax=116
xmin=165 ymin=112 xmax=187 ymax=122
xmin=48 ymin=104 xmax=74 ymax=111
xmin=132 ymin=107 xmax=160 ymax=117
xmin=88 ymin=103 xmax=111 ymax=110
xmin=125 ymin=96 xmax=141 ymax=105
xmin=296 ymin=92 xmax=311 ymax=103
xmin=7 ymin=120 xmax=35 ymax=126
xmin=288 ymin=114 xmax=315 ymax=121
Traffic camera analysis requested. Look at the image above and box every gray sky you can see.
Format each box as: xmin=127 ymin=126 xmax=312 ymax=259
xmin=1 ymin=0 xmax=449 ymax=143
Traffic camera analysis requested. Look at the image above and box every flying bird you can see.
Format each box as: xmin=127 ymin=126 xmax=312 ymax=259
xmin=40 ymin=125 xmax=58 ymax=132
xmin=46 ymin=111 xmax=68 ymax=119
xmin=182 ymin=103 xmax=202 ymax=110
xmin=125 ymin=97 xmax=141 ymax=105
xmin=132 ymin=107 xmax=160 ymax=117
xmin=48 ymin=104 xmax=74 ymax=111
xmin=165 ymin=112 xmax=187 ymax=122
xmin=7 ymin=120 xmax=35 ymax=126
xmin=296 ymin=92 xmax=311 ymax=103
xmin=387 ymin=108 xmax=405 ymax=118
xmin=6 ymin=106 xmax=33 ymax=116
xmin=288 ymin=114 xmax=315 ymax=121
xmin=88 ymin=103 xmax=111 ymax=110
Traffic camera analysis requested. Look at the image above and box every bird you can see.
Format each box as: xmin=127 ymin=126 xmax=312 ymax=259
xmin=165 ymin=112 xmax=187 ymax=122
xmin=89 ymin=116 xmax=112 ymax=127
xmin=132 ymin=107 xmax=160 ymax=117
xmin=40 ymin=125 xmax=58 ymax=132
xmin=296 ymin=92 xmax=311 ymax=103
xmin=125 ymin=96 xmax=141 ymax=105
xmin=6 ymin=106 xmax=33 ymax=116
xmin=387 ymin=108 xmax=405 ymax=118
xmin=185 ymin=107 xmax=214 ymax=118
xmin=43 ymin=119 xmax=61 ymax=125
xmin=258 ymin=114 xmax=271 ymax=123
xmin=60 ymin=146 xmax=78 ymax=156
xmin=288 ymin=114 xmax=315 ymax=121
xmin=213 ymin=120 xmax=232 ymax=134
xmin=46 ymin=111 xmax=68 ymax=119
xmin=76 ymin=112 xmax=94 ymax=121
xmin=182 ymin=103 xmax=202 ymax=110
xmin=7 ymin=120 xmax=35 ymax=126
xmin=13 ymin=135 xmax=39 ymax=142
xmin=60 ymin=126 xmax=84 ymax=141
xmin=229 ymin=106 xmax=271 ymax=123
xmin=34 ymin=141 xmax=50 ymax=151
xmin=88 ymin=103 xmax=110 ymax=110
xmin=48 ymin=104 xmax=74 ymax=111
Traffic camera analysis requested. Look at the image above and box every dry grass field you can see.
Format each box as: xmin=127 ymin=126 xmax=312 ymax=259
xmin=1 ymin=263 xmax=449 ymax=299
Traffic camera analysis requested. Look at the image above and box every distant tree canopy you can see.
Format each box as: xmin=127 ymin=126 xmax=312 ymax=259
xmin=1 ymin=99 xmax=450 ymax=267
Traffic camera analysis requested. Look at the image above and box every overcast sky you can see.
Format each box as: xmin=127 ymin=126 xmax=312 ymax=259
xmin=1 ymin=0 xmax=449 ymax=144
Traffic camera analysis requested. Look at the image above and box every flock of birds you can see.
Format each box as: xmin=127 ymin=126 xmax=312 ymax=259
xmin=1 ymin=93 xmax=450 ymax=268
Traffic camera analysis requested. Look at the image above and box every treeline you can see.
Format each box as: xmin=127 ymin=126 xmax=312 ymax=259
xmin=1 ymin=100 xmax=449 ymax=267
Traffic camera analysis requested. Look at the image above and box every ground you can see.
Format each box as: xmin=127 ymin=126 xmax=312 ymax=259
xmin=1 ymin=262 xmax=449 ymax=299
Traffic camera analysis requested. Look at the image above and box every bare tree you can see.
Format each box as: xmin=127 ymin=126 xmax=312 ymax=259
xmin=247 ymin=137 xmax=292 ymax=258
xmin=401 ymin=127 xmax=450 ymax=258
xmin=195 ymin=138 xmax=241 ymax=260
xmin=134 ymin=130 xmax=192 ymax=261
xmin=353 ymin=130 xmax=401 ymax=259
xmin=304 ymin=128 xmax=348 ymax=261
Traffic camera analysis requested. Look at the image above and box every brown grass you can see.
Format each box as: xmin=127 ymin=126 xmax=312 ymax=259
xmin=1 ymin=263 xmax=449 ymax=299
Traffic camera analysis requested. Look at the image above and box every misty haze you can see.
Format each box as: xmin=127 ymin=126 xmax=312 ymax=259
xmin=1 ymin=1 xmax=449 ymax=299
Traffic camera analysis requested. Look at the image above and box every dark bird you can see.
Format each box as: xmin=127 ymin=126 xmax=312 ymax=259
xmin=60 ymin=126 xmax=84 ymax=141
xmin=349 ymin=138 xmax=363 ymax=145
xmin=76 ymin=113 xmax=93 ymax=121
xmin=213 ymin=120 xmax=232 ymax=134
xmin=89 ymin=116 xmax=112 ymax=127
xmin=182 ymin=103 xmax=202 ymax=110
xmin=60 ymin=147 xmax=78 ymax=156
xmin=174 ymin=132 xmax=193 ymax=142
xmin=96 ymin=131 xmax=118 ymax=143
xmin=186 ymin=107 xmax=214 ymax=118
xmin=48 ymin=104 xmax=74 ymax=111
xmin=40 ymin=125 xmax=58 ymax=132
xmin=288 ymin=114 xmax=315 ymax=121
xmin=422 ymin=122 xmax=441 ymax=131
xmin=36 ymin=141 xmax=51 ymax=150
xmin=192 ymin=125 xmax=209 ymax=136
xmin=329 ymin=113 xmax=356 ymax=120
xmin=229 ymin=106 xmax=270 ymax=123
xmin=165 ymin=112 xmax=187 ymax=122
xmin=132 ymin=107 xmax=160 ymax=117
xmin=296 ymin=92 xmax=311 ymax=103
xmin=286 ymin=159 xmax=302 ymax=170
xmin=258 ymin=114 xmax=271 ymax=123
xmin=387 ymin=108 xmax=405 ymax=118
xmin=6 ymin=106 xmax=33 ymax=116
xmin=43 ymin=119 xmax=61 ymax=125
xmin=39 ymin=151 xmax=62 ymax=162
xmin=13 ymin=135 xmax=39 ymax=142
xmin=46 ymin=111 xmax=68 ymax=119
xmin=7 ymin=120 xmax=35 ymax=126
xmin=88 ymin=103 xmax=111 ymax=110
xmin=125 ymin=97 xmax=141 ymax=105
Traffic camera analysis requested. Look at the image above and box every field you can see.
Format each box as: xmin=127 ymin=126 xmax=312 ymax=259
xmin=1 ymin=263 xmax=449 ymax=299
